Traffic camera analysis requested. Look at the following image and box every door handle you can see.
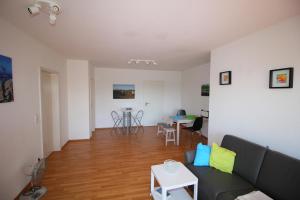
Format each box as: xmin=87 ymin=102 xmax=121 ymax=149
xmin=145 ymin=102 xmax=150 ymax=106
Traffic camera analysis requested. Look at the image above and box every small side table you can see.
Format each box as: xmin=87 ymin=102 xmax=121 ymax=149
xmin=150 ymin=162 xmax=198 ymax=200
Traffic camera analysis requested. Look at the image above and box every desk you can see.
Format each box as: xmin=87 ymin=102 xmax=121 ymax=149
xmin=170 ymin=116 xmax=193 ymax=146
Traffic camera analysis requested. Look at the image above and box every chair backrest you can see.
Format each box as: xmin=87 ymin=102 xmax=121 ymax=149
xmin=135 ymin=110 xmax=144 ymax=121
xmin=111 ymin=111 xmax=120 ymax=122
xmin=192 ymin=117 xmax=203 ymax=131
xmin=176 ymin=109 xmax=186 ymax=116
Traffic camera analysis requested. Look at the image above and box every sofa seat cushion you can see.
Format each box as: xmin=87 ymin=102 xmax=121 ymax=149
xmin=186 ymin=164 xmax=254 ymax=200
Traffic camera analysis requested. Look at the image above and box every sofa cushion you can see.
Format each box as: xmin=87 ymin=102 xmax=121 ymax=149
xmin=210 ymin=143 xmax=236 ymax=174
xmin=221 ymin=135 xmax=267 ymax=185
xmin=185 ymin=150 xmax=196 ymax=164
xmin=256 ymin=150 xmax=300 ymax=200
xmin=186 ymin=164 xmax=254 ymax=200
xmin=194 ymin=143 xmax=211 ymax=166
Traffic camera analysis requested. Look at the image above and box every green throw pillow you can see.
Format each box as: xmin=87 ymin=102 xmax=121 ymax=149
xmin=209 ymin=143 xmax=236 ymax=174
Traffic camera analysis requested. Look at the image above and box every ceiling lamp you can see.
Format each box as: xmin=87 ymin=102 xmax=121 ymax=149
xmin=128 ymin=59 xmax=158 ymax=65
xmin=27 ymin=0 xmax=61 ymax=25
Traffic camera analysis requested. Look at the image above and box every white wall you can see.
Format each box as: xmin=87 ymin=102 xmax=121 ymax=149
xmin=67 ymin=60 xmax=91 ymax=139
xmin=209 ymin=15 xmax=300 ymax=159
xmin=0 ymin=18 xmax=68 ymax=199
xmin=95 ymin=68 xmax=181 ymax=128
xmin=181 ymin=63 xmax=210 ymax=115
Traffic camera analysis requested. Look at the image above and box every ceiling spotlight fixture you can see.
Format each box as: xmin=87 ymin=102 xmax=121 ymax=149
xmin=49 ymin=13 xmax=57 ymax=25
xmin=27 ymin=3 xmax=41 ymax=15
xmin=128 ymin=59 xmax=158 ymax=65
xmin=27 ymin=0 xmax=61 ymax=25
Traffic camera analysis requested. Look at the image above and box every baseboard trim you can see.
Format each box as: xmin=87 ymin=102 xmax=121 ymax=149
xmin=95 ymin=127 xmax=112 ymax=130
xmin=14 ymin=181 xmax=31 ymax=200
xmin=95 ymin=125 xmax=155 ymax=130
xmin=69 ymin=139 xmax=90 ymax=142
xmin=61 ymin=140 xmax=70 ymax=150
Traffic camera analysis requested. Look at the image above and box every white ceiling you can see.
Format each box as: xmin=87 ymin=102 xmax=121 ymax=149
xmin=1 ymin=0 xmax=300 ymax=70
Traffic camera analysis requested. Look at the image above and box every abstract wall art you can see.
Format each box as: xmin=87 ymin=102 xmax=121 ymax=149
xmin=0 ymin=55 xmax=14 ymax=103
xmin=219 ymin=71 xmax=232 ymax=85
xmin=269 ymin=67 xmax=293 ymax=89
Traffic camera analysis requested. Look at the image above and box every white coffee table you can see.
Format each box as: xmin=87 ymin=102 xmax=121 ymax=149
xmin=150 ymin=162 xmax=198 ymax=200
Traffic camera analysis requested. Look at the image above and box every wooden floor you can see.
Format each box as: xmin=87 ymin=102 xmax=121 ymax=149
xmin=42 ymin=126 xmax=207 ymax=200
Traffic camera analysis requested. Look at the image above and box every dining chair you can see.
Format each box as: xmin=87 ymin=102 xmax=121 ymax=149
xmin=186 ymin=117 xmax=203 ymax=147
xmin=189 ymin=117 xmax=203 ymax=134
xmin=164 ymin=127 xmax=176 ymax=146
xmin=132 ymin=110 xmax=144 ymax=133
xmin=176 ymin=109 xmax=187 ymax=116
xmin=157 ymin=117 xmax=173 ymax=135
xmin=111 ymin=111 xmax=123 ymax=131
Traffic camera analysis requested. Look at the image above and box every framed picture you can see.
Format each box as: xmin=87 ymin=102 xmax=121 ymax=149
xmin=219 ymin=71 xmax=231 ymax=85
xmin=113 ymin=84 xmax=135 ymax=99
xmin=201 ymin=84 xmax=209 ymax=96
xmin=0 ymin=55 xmax=14 ymax=103
xmin=269 ymin=67 xmax=293 ymax=89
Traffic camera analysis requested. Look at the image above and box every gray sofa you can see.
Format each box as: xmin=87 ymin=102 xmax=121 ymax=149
xmin=185 ymin=135 xmax=300 ymax=200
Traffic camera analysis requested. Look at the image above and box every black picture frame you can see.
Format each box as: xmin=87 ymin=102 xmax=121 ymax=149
xmin=219 ymin=71 xmax=231 ymax=85
xmin=201 ymin=84 xmax=209 ymax=96
xmin=269 ymin=67 xmax=293 ymax=89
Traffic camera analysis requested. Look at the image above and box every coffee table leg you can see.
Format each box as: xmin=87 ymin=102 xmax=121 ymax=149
xmin=193 ymin=183 xmax=198 ymax=200
xmin=150 ymin=171 xmax=154 ymax=193
xmin=162 ymin=188 xmax=167 ymax=200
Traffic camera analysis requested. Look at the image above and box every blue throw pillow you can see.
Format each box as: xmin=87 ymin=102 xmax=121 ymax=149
xmin=194 ymin=143 xmax=211 ymax=166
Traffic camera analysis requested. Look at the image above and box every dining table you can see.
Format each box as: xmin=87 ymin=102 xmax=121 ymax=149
xmin=121 ymin=107 xmax=133 ymax=134
xmin=170 ymin=116 xmax=194 ymax=145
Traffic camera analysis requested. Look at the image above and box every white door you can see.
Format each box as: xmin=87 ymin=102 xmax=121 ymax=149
xmin=41 ymin=71 xmax=60 ymax=158
xmin=143 ymin=81 xmax=164 ymax=126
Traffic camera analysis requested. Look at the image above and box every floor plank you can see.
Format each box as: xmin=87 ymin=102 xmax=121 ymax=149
xmin=42 ymin=126 xmax=206 ymax=199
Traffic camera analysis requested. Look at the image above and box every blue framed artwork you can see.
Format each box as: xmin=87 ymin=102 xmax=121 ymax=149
xmin=0 ymin=55 xmax=14 ymax=103
xmin=113 ymin=84 xmax=135 ymax=99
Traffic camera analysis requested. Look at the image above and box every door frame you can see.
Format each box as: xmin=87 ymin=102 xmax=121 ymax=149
xmin=38 ymin=68 xmax=61 ymax=158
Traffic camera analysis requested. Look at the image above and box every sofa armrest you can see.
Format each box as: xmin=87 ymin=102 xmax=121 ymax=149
xmin=185 ymin=150 xmax=196 ymax=164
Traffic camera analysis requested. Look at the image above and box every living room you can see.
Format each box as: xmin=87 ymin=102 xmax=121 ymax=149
xmin=0 ymin=0 xmax=299 ymax=199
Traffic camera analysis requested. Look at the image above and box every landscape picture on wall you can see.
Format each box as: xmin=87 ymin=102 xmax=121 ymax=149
xmin=201 ymin=84 xmax=209 ymax=96
xmin=0 ymin=55 xmax=14 ymax=103
xmin=113 ymin=84 xmax=135 ymax=99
